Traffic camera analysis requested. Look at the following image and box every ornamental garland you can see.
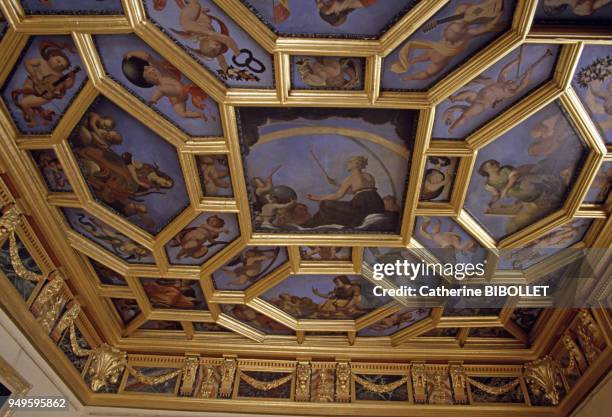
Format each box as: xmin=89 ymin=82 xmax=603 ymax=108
xmin=126 ymin=364 xmax=182 ymax=386
xmin=466 ymin=377 xmax=520 ymax=395
xmin=8 ymin=232 xmax=44 ymax=282
xmin=69 ymin=323 xmax=92 ymax=358
xmin=238 ymin=370 xmax=294 ymax=391
xmin=352 ymin=374 xmax=410 ymax=394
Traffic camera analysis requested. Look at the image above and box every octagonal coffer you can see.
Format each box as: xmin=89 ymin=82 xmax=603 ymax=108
xmin=144 ymin=0 xmax=274 ymax=88
xmin=465 ymin=101 xmax=589 ymax=240
xmin=1 ymin=35 xmax=88 ymax=135
xmin=382 ymin=0 xmax=517 ymax=91
xmin=240 ymin=0 xmax=418 ymax=38
xmin=433 ymin=43 xmax=560 ymax=140
xmin=68 ymin=97 xmax=190 ymax=235
xmin=95 ymin=34 xmax=223 ymax=137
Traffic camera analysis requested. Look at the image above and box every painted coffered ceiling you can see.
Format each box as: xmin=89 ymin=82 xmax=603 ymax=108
xmin=0 ymin=1 xmax=610 ymax=416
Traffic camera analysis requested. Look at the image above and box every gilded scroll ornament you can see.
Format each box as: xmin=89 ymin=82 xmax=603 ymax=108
xmin=578 ymin=309 xmax=603 ymax=346
xmin=295 ymin=362 xmax=311 ymax=402
xmin=8 ymin=233 xmax=44 ymax=282
xmin=219 ymin=358 xmax=237 ymax=398
xmin=335 ymin=362 xmax=351 ymax=403
xmin=51 ymin=301 xmax=81 ymax=342
xmin=68 ymin=322 xmax=127 ymax=393
xmin=180 ymin=357 xmax=200 ymax=396
xmin=428 ymin=370 xmax=453 ymax=405
xmin=352 ymin=374 xmax=409 ymax=394
xmin=449 ymin=364 xmax=467 ymax=404
xmin=312 ymin=369 xmax=334 ymax=403
xmin=239 ymin=370 xmax=294 ymax=391
xmin=31 ymin=274 xmax=66 ymax=333
xmin=0 ymin=205 xmax=22 ymax=240
xmin=411 ymin=363 xmax=426 ymax=403
xmin=562 ymin=333 xmax=587 ymax=374
xmin=576 ymin=324 xmax=600 ymax=364
xmin=524 ymin=356 xmax=562 ymax=406
xmin=87 ymin=344 xmax=127 ymax=392
xmin=198 ymin=365 xmax=219 ymax=399
xmin=126 ymin=364 xmax=181 ymax=386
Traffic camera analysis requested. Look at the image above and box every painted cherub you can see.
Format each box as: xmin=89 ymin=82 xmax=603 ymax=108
xmin=251 ymin=165 xmax=281 ymax=210
xmin=222 ymin=247 xmax=276 ymax=286
xmin=199 ymin=156 xmax=230 ymax=195
xmin=11 ymin=41 xmax=79 ymax=128
xmin=122 ymin=50 xmax=213 ymax=121
xmin=443 ymin=48 xmax=553 ymax=133
xmin=390 ymin=0 xmax=506 ymax=82
xmin=296 ymin=57 xmax=359 ymax=89
xmin=420 ymin=168 xmax=453 ymax=201
xmin=420 ymin=157 xmax=454 ymax=201
xmin=315 ymin=0 xmax=378 ymax=26
xmin=76 ymin=112 xmax=122 ymax=150
xmin=256 ymin=194 xmax=296 ymax=227
xmin=170 ymin=0 xmax=240 ymax=74
xmin=172 ymin=215 xmax=229 ymax=259
xmin=419 ymin=217 xmax=476 ymax=253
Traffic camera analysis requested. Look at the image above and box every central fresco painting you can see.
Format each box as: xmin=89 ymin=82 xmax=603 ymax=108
xmin=237 ymin=107 xmax=417 ymax=234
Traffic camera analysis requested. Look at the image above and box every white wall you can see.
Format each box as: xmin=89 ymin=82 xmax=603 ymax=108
xmin=570 ymin=373 xmax=612 ymax=417
xmin=0 ymin=308 xmax=82 ymax=417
